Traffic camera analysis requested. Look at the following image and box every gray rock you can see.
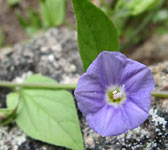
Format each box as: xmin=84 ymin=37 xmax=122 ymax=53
xmin=0 ymin=27 xmax=167 ymax=150
xmin=130 ymin=34 xmax=168 ymax=65
xmin=0 ymin=28 xmax=83 ymax=82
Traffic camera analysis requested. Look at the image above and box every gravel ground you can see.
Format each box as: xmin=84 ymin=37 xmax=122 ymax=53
xmin=0 ymin=27 xmax=167 ymax=150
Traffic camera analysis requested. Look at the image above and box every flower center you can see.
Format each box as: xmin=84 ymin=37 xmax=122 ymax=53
xmin=105 ymin=85 xmax=126 ymax=106
xmin=108 ymin=90 xmax=123 ymax=103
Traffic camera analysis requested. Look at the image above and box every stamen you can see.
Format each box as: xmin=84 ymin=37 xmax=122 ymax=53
xmin=112 ymin=90 xmax=117 ymax=94
xmin=113 ymin=92 xmax=122 ymax=100
xmin=106 ymin=86 xmax=126 ymax=106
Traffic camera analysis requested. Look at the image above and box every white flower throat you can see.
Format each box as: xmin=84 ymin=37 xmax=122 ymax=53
xmin=105 ymin=85 xmax=126 ymax=107
xmin=112 ymin=90 xmax=123 ymax=100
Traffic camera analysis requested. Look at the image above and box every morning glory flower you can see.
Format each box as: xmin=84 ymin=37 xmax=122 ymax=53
xmin=74 ymin=51 xmax=154 ymax=136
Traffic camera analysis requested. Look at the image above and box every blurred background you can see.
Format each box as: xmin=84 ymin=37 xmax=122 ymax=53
xmin=0 ymin=0 xmax=168 ymax=64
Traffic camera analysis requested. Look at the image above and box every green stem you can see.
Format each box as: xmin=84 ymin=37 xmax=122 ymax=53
xmin=0 ymin=81 xmax=76 ymax=90
xmin=151 ymin=91 xmax=168 ymax=98
xmin=0 ymin=81 xmax=168 ymax=98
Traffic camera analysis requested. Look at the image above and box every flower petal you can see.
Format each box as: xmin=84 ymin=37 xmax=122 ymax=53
xmin=86 ymin=104 xmax=129 ymax=136
xmin=128 ymin=91 xmax=151 ymax=112
xmin=123 ymin=99 xmax=149 ymax=129
xmin=74 ymin=73 xmax=105 ymax=116
xmin=120 ymin=58 xmax=155 ymax=94
xmin=87 ymin=51 xmax=126 ymax=88
xmin=86 ymin=53 xmax=106 ymax=89
xmin=101 ymin=51 xmax=126 ymax=87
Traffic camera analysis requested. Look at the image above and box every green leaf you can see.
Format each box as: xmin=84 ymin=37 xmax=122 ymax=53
xmin=115 ymin=0 xmax=160 ymax=16
xmin=129 ymin=0 xmax=160 ymax=15
xmin=40 ymin=0 xmax=67 ymax=27
xmin=24 ymin=74 xmax=56 ymax=83
xmin=7 ymin=74 xmax=83 ymax=150
xmin=27 ymin=9 xmax=42 ymax=29
xmin=0 ymin=27 xmax=5 ymax=47
xmin=72 ymin=0 xmax=119 ymax=71
xmin=0 ymin=98 xmax=19 ymax=126
xmin=152 ymin=9 xmax=168 ymax=23
xmin=0 ymin=108 xmax=15 ymax=126
xmin=8 ymin=0 xmax=20 ymax=6
xmin=15 ymin=10 xmax=29 ymax=29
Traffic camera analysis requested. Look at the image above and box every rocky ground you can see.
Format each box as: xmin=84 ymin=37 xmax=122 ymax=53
xmin=0 ymin=28 xmax=168 ymax=150
xmin=130 ymin=34 xmax=168 ymax=65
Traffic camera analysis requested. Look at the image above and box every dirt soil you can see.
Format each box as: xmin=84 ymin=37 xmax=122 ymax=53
xmin=0 ymin=0 xmax=38 ymax=46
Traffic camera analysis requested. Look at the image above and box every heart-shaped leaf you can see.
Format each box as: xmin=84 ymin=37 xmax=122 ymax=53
xmin=7 ymin=74 xmax=83 ymax=150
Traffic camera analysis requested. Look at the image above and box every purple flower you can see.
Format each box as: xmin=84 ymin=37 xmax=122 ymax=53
xmin=74 ymin=51 xmax=154 ymax=136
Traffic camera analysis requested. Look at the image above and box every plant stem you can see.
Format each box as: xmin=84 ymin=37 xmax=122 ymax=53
xmin=0 ymin=81 xmax=168 ymax=98
xmin=151 ymin=91 xmax=168 ymax=98
xmin=0 ymin=81 xmax=77 ymax=90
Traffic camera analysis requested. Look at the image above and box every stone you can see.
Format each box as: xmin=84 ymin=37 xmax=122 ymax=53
xmin=130 ymin=34 xmax=168 ymax=65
